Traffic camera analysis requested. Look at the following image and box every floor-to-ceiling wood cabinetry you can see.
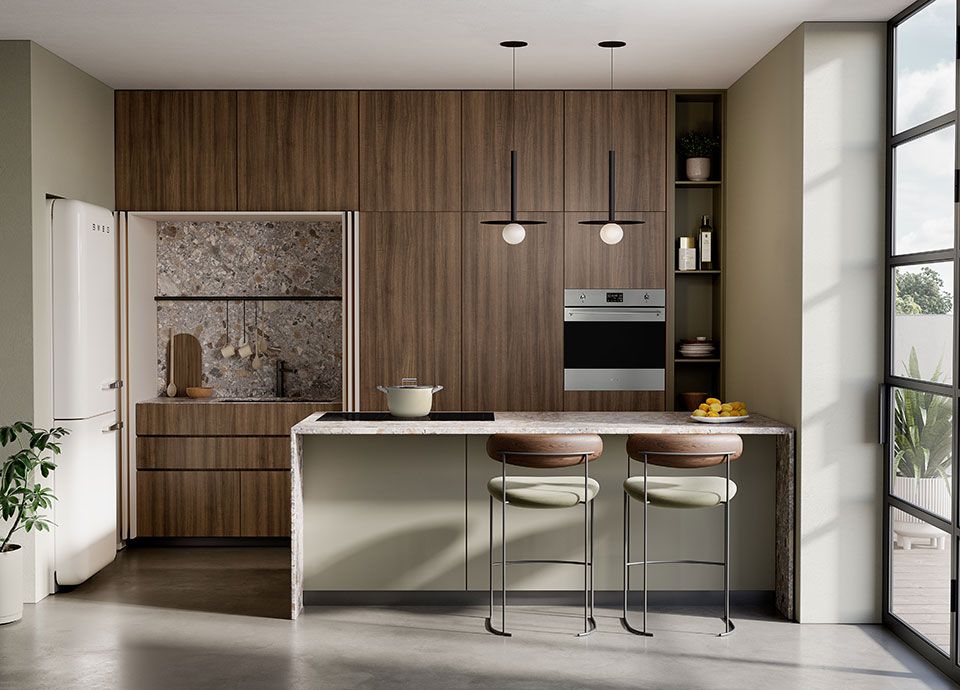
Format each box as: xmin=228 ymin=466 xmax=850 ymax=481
xmin=237 ymin=90 xmax=359 ymax=210
xmin=116 ymin=90 xmax=237 ymax=211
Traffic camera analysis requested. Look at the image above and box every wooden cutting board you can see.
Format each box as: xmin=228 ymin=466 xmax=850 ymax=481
xmin=169 ymin=333 xmax=203 ymax=395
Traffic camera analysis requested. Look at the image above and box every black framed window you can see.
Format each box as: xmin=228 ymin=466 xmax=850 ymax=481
xmin=884 ymin=0 xmax=960 ymax=679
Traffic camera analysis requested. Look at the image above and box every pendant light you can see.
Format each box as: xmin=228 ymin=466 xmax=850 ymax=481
xmin=579 ymin=40 xmax=644 ymax=245
xmin=481 ymin=40 xmax=545 ymax=245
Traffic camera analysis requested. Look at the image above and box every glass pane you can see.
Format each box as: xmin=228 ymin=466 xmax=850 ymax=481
xmin=893 ymin=263 xmax=954 ymax=384
xmin=893 ymin=125 xmax=955 ymax=255
xmin=895 ymin=0 xmax=956 ymax=133
xmin=890 ymin=508 xmax=951 ymax=654
xmin=891 ymin=386 xmax=953 ymax=520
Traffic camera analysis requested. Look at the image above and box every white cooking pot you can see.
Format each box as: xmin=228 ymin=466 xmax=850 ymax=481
xmin=377 ymin=378 xmax=444 ymax=417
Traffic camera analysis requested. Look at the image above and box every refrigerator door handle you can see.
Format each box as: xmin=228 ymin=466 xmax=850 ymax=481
xmin=101 ymin=379 xmax=124 ymax=390
xmin=101 ymin=421 xmax=123 ymax=434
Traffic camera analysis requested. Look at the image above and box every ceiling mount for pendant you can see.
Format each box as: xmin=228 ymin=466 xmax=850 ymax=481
xmin=483 ymin=40 xmax=544 ymax=245
xmin=579 ymin=39 xmax=644 ymax=245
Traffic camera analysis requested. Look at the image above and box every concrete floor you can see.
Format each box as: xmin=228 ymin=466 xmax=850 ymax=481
xmin=0 ymin=546 xmax=953 ymax=689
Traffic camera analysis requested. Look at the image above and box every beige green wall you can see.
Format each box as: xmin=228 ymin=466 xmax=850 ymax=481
xmin=727 ymin=23 xmax=885 ymax=623
xmin=0 ymin=40 xmax=114 ymax=603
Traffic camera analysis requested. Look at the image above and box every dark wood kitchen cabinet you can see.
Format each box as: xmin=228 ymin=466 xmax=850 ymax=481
xmin=115 ymin=90 xmax=237 ymax=211
xmin=563 ymin=211 xmax=666 ymax=289
xmin=237 ymin=91 xmax=359 ymax=210
xmin=359 ymin=212 xmax=461 ymax=410
xmin=564 ymin=90 xmax=666 ymax=213
xmin=359 ymin=91 xmax=461 ymax=211
xmin=461 ymin=91 xmax=563 ymax=212
xmin=461 ymin=212 xmax=564 ymax=411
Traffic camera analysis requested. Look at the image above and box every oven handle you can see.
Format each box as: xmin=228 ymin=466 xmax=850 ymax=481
xmin=564 ymin=308 xmax=665 ymax=322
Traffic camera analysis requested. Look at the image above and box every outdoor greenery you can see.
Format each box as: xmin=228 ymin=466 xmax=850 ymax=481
xmin=896 ymin=266 xmax=953 ymax=315
xmin=678 ymin=131 xmax=720 ymax=159
xmin=894 ymin=349 xmax=952 ymax=483
xmin=0 ymin=422 xmax=67 ymax=552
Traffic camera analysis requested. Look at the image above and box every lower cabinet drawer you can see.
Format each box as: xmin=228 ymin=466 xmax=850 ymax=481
xmin=137 ymin=471 xmax=241 ymax=537
xmin=240 ymin=472 xmax=291 ymax=537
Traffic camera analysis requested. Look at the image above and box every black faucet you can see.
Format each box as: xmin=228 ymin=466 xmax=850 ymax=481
xmin=275 ymin=359 xmax=296 ymax=398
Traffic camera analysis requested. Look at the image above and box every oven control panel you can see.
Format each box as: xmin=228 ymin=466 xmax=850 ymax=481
xmin=565 ymin=289 xmax=665 ymax=308
xmin=606 ymin=292 xmax=623 ymax=303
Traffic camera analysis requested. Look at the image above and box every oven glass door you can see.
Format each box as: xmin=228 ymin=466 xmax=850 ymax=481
xmin=564 ymin=320 xmax=666 ymax=370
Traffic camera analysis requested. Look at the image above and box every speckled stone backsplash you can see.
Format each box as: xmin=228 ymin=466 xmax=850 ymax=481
xmin=156 ymin=220 xmax=342 ymax=401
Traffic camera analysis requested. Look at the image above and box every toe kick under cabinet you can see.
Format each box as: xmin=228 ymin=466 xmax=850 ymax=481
xmin=135 ymin=401 xmax=338 ymax=538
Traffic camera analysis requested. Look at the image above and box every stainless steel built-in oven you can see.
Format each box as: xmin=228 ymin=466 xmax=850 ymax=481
xmin=563 ymin=289 xmax=666 ymax=391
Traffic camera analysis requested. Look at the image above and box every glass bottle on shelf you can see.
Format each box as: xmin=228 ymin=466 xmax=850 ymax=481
xmin=677 ymin=236 xmax=697 ymax=271
xmin=697 ymin=215 xmax=714 ymax=270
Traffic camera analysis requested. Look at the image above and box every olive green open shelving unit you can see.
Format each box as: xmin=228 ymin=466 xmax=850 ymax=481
xmin=666 ymin=90 xmax=725 ymax=411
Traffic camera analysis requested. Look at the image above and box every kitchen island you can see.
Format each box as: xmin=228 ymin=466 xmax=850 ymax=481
xmin=290 ymin=412 xmax=795 ymax=621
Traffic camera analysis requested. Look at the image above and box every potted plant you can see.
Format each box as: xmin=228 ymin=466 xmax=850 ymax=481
xmin=678 ymin=131 xmax=720 ymax=181
xmin=892 ymin=349 xmax=952 ymax=548
xmin=0 ymin=422 xmax=67 ymax=624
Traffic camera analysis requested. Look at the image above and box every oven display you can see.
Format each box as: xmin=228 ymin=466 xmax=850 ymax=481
xmin=606 ymin=292 xmax=624 ymax=303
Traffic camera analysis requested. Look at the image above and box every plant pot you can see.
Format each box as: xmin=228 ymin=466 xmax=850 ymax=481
xmin=892 ymin=475 xmax=952 ymax=549
xmin=0 ymin=544 xmax=23 ymax=624
xmin=685 ymin=157 xmax=711 ymax=181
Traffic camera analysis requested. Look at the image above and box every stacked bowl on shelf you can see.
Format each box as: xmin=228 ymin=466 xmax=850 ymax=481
xmin=678 ymin=338 xmax=716 ymax=359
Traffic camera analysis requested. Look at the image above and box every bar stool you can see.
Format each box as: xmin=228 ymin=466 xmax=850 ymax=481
xmin=485 ymin=433 xmax=603 ymax=637
xmin=622 ymin=433 xmax=743 ymax=637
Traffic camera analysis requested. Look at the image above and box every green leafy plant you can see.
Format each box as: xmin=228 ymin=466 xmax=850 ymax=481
xmin=896 ymin=266 xmax=953 ymax=315
xmin=678 ymin=131 xmax=720 ymax=159
xmin=0 ymin=422 xmax=68 ymax=552
xmin=894 ymin=349 xmax=952 ymax=482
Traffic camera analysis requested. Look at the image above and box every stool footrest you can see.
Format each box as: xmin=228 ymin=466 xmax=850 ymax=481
xmin=493 ymin=558 xmax=591 ymax=567
xmin=626 ymin=559 xmax=724 ymax=567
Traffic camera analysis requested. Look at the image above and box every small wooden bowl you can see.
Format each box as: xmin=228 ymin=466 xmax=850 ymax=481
xmin=680 ymin=391 xmax=709 ymax=412
xmin=186 ymin=387 xmax=214 ymax=399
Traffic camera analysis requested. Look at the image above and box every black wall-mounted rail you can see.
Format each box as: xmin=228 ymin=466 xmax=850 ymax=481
xmin=154 ymin=295 xmax=342 ymax=302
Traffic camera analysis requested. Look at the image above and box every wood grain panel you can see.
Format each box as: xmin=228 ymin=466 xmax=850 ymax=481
xmin=238 ymin=91 xmax=359 ymax=210
xmin=168 ymin=333 xmax=202 ymax=395
xmin=360 ymin=91 xmax=461 ymax=211
xmin=563 ymin=391 xmax=665 ymax=412
xmin=115 ymin=91 xmax=237 ymax=211
xmin=240 ymin=472 xmax=291 ymax=537
xmin=564 ymin=91 xmax=666 ymax=212
xmin=136 ymin=471 xmax=240 ymax=537
xmin=137 ymin=437 xmax=291 ymax=470
xmin=563 ymin=212 xmax=666 ymax=289
xmin=359 ymin=212 xmax=461 ymax=410
xmin=461 ymin=91 xmax=563 ymax=211
xmin=136 ymin=401 xmax=340 ymax=436
xmin=462 ymin=212 xmax=563 ymax=411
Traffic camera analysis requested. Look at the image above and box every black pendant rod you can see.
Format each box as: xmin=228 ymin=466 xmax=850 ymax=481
xmin=608 ymin=150 xmax=615 ymax=223
xmin=511 ymin=150 xmax=518 ymax=221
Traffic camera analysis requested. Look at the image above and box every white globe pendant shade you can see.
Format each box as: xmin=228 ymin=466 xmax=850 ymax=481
xmin=599 ymin=222 xmax=624 ymax=245
xmin=502 ymin=222 xmax=526 ymax=245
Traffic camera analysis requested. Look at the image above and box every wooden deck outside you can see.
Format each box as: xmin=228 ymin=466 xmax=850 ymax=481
xmin=892 ymin=538 xmax=951 ymax=653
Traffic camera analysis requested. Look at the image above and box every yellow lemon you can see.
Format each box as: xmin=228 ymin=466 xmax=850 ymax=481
xmin=698 ymin=403 xmax=710 ymax=412
xmin=731 ymin=401 xmax=745 ymax=409
xmin=692 ymin=409 xmax=707 ymax=417
xmin=709 ymin=402 xmax=722 ymax=413
xmin=707 ymin=411 xmax=720 ymax=417
xmin=720 ymin=411 xmax=731 ymax=417
xmin=705 ymin=397 xmax=721 ymax=405
xmin=720 ymin=403 xmax=733 ymax=412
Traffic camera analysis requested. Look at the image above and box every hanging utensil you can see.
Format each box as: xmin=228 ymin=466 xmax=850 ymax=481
xmin=252 ymin=301 xmax=263 ymax=370
xmin=221 ymin=301 xmax=236 ymax=358
xmin=165 ymin=327 xmax=178 ymax=397
xmin=238 ymin=300 xmax=252 ymax=359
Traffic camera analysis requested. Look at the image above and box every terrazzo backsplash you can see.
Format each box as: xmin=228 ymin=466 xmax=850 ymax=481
xmin=156 ymin=220 xmax=342 ymax=401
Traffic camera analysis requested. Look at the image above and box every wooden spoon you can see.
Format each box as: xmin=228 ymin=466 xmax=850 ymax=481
xmin=166 ymin=327 xmax=178 ymax=397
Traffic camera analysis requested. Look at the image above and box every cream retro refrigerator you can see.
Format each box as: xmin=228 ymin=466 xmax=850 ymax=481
xmin=51 ymin=199 xmax=120 ymax=586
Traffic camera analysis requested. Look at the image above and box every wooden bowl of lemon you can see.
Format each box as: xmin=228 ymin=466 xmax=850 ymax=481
xmin=690 ymin=398 xmax=749 ymax=423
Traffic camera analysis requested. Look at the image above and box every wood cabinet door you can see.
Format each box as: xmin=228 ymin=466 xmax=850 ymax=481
xmin=564 ymin=211 xmax=666 ymax=289
xmin=461 ymin=91 xmax=563 ymax=212
xmin=240 ymin=472 xmax=291 ymax=537
xmin=360 ymin=91 xmax=461 ymax=211
xmin=136 ymin=470 xmax=240 ymax=536
xmin=563 ymin=391 xmax=665 ymax=412
xmin=115 ymin=90 xmax=237 ymax=211
xmin=359 ymin=212 xmax=461 ymax=410
xmin=462 ymin=212 xmax=563 ymax=410
xmin=238 ymin=91 xmax=359 ymax=210
xmin=564 ymin=91 xmax=666 ymax=213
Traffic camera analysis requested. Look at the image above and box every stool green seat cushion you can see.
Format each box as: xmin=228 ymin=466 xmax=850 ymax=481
xmin=624 ymin=476 xmax=737 ymax=509
xmin=488 ymin=476 xmax=600 ymax=509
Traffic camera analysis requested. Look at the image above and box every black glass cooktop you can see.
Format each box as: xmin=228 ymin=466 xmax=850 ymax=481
xmin=318 ymin=412 xmax=495 ymax=422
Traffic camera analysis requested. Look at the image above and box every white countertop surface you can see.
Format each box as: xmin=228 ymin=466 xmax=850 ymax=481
xmin=292 ymin=411 xmax=793 ymax=436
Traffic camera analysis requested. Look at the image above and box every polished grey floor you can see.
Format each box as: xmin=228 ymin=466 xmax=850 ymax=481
xmin=0 ymin=546 xmax=952 ymax=689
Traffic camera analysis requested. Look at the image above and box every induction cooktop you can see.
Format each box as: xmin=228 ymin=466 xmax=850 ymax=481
xmin=317 ymin=412 xmax=495 ymax=422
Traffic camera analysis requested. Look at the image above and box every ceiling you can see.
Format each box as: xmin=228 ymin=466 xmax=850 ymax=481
xmin=1 ymin=0 xmax=908 ymax=89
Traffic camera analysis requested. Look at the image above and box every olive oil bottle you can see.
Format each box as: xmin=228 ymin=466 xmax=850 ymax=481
xmin=697 ymin=215 xmax=714 ymax=270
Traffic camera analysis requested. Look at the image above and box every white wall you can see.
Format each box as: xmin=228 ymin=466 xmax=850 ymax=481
xmin=727 ymin=23 xmax=885 ymax=623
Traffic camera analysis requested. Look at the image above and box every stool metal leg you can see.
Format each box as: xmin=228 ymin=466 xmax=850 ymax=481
xmin=718 ymin=452 xmax=735 ymax=637
xmin=577 ymin=452 xmax=596 ymax=637
xmin=621 ymin=454 xmax=652 ymax=637
xmin=485 ymin=458 xmax=511 ymax=637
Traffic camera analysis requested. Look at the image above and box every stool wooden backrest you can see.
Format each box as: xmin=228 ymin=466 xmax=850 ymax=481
xmin=626 ymin=434 xmax=743 ymax=469
xmin=486 ymin=434 xmax=603 ymax=469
